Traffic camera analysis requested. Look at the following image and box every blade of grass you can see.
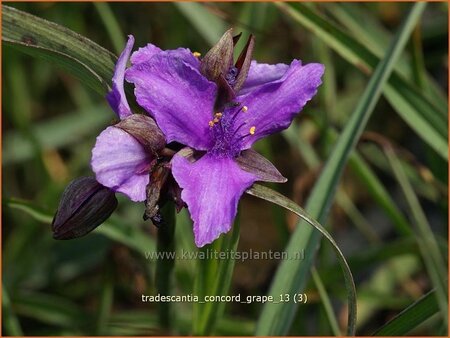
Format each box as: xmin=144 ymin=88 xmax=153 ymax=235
xmin=247 ymin=184 xmax=357 ymax=336
xmin=5 ymin=198 xmax=156 ymax=255
xmin=255 ymin=4 xmax=426 ymax=335
xmin=174 ymin=3 xmax=225 ymax=46
xmin=95 ymin=268 xmax=114 ymax=335
xmin=2 ymin=286 xmax=24 ymax=336
xmin=2 ymin=5 xmax=116 ymax=92
xmin=276 ymin=2 xmax=447 ymax=160
xmin=12 ymin=292 xmax=89 ymax=329
xmin=373 ymin=289 xmax=439 ymax=335
xmin=155 ymin=204 xmax=176 ymax=330
xmin=385 ymin=148 xmax=448 ymax=324
xmin=3 ymin=105 xmax=110 ymax=165
xmin=192 ymin=214 xmax=240 ymax=335
xmin=93 ymin=2 xmax=125 ymax=55
xmin=326 ymin=3 xmax=447 ymax=109
xmin=311 ymin=267 xmax=342 ymax=335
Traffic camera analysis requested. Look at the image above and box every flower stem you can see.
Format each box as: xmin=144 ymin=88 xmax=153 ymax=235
xmin=192 ymin=213 xmax=241 ymax=335
xmin=155 ymin=203 xmax=176 ymax=330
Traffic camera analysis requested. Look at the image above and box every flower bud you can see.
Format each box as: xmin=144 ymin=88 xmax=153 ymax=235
xmin=200 ymin=28 xmax=234 ymax=83
xmin=52 ymin=177 xmax=118 ymax=239
xmin=200 ymin=29 xmax=255 ymax=110
xmin=233 ymin=34 xmax=254 ymax=92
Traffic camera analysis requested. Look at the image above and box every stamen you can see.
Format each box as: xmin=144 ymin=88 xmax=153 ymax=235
xmin=215 ymin=112 xmax=223 ymax=118
xmin=208 ymin=120 xmax=215 ymax=127
xmin=249 ymin=126 xmax=256 ymax=135
xmin=193 ymin=52 xmax=201 ymax=58
xmin=242 ymin=106 xmax=248 ymax=112
xmin=213 ymin=117 xmax=220 ymax=123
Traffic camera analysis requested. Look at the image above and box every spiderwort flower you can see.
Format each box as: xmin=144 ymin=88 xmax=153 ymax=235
xmin=123 ymin=30 xmax=324 ymax=247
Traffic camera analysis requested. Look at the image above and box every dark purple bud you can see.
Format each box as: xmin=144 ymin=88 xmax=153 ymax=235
xmin=200 ymin=28 xmax=234 ymax=83
xmin=233 ymin=34 xmax=255 ymax=92
xmin=236 ymin=149 xmax=287 ymax=183
xmin=115 ymin=114 xmax=166 ymax=155
xmin=52 ymin=177 xmax=118 ymax=240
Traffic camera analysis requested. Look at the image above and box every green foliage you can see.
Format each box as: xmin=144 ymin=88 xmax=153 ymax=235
xmin=2 ymin=2 xmax=447 ymax=336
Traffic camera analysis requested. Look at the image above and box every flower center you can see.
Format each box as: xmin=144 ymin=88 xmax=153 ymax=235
xmin=208 ymin=103 xmax=256 ymax=158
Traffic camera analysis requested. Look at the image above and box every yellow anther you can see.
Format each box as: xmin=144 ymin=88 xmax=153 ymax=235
xmin=242 ymin=106 xmax=248 ymax=112
xmin=213 ymin=117 xmax=220 ymax=123
xmin=193 ymin=51 xmax=201 ymax=58
xmin=208 ymin=120 xmax=215 ymax=127
xmin=249 ymin=126 xmax=256 ymax=135
xmin=215 ymin=112 xmax=223 ymax=118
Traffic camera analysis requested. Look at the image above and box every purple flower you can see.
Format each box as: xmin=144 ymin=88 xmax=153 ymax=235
xmin=91 ymin=36 xmax=166 ymax=203
xmin=121 ymin=31 xmax=324 ymax=247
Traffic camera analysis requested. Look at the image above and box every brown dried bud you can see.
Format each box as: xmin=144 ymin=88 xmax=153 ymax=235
xmin=200 ymin=28 xmax=234 ymax=83
xmin=115 ymin=114 xmax=166 ymax=155
xmin=144 ymin=162 xmax=171 ymax=226
xmin=236 ymin=149 xmax=287 ymax=183
xmin=200 ymin=29 xmax=255 ymax=109
xmin=233 ymin=34 xmax=255 ymax=92
xmin=52 ymin=177 xmax=117 ymax=239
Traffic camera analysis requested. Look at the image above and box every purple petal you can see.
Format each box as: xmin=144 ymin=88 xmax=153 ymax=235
xmin=131 ymin=43 xmax=200 ymax=69
xmin=239 ymin=60 xmax=290 ymax=95
xmin=126 ymin=54 xmax=217 ymax=150
xmin=106 ymin=35 xmax=135 ymax=119
xmin=91 ymin=126 xmax=153 ymax=202
xmin=171 ymin=152 xmax=257 ymax=247
xmin=235 ymin=61 xmax=324 ymax=149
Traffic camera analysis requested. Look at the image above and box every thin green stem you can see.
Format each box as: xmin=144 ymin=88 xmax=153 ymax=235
xmin=311 ymin=267 xmax=342 ymax=336
xmin=155 ymin=204 xmax=176 ymax=330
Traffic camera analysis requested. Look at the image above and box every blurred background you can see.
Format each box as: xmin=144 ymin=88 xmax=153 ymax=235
xmin=2 ymin=2 xmax=448 ymax=336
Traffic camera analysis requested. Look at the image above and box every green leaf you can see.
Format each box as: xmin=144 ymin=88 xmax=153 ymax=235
xmin=3 ymin=105 xmax=111 ymax=165
xmin=385 ymin=148 xmax=448 ymax=323
xmin=5 ymin=198 xmax=156 ymax=255
xmin=276 ymin=2 xmax=447 ymax=160
xmin=2 ymin=286 xmax=24 ymax=336
xmin=155 ymin=204 xmax=176 ymax=329
xmin=2 ymin=5 xmax=116 ymax=94
xmin=247 ymin=184 xmax=357 ymax=335
xmin=373 ymin=289 xmax=440 ymax=335
xmin=174 ymin=3 xmax=225 ymax=46
xmin=12 ymin=292 xmax=88 ymax=329
xmin=93 ymin=2 xmax=125 ymax=55
xmin=193 ymin=213 xmax=241 ymax=335
xmin=325 ymin=3 xmax=447 ymax=109
xmin=256 ymin=3 xmax=426 ymax=335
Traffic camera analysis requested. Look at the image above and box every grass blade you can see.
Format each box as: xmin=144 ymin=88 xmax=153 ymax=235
xmin=276 ymin=2 xmax=447 ymax=160
xmin=2 ymin=286 xmax=24 ymax=336
xmin=174 ymin=3 xmax=225 ymax=46
xmin=93 ymin=2 xmax=125 ymax=55
xmin=192 ymin=215 xmax=240 ymax=335
xmin=311 ymin=267 xmax=342 ymax=336
xmin=385 ymin=148 xmax=448 ymax=324
xmin=155 ymin=204 xmax=176 ymax=330
xmin=373 ymin=289 xmax=439 ymax=335
xmin=247 ymin=184 xmax=357 ymax=336
xmin=255 ymin=3 xmax=426 ymax=335
xmin=5 ymin=198 xmax=156 ymax=255
xmin=2 ymin=5 xmax=116 ymax=94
